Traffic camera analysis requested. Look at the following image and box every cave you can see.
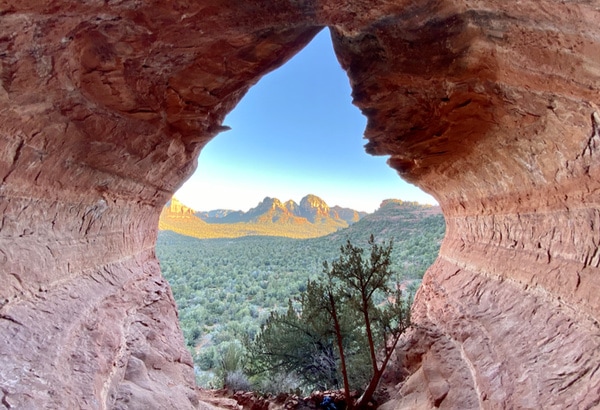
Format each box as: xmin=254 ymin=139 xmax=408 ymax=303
xmin=1 ymin=1 xmax=599 ymax=409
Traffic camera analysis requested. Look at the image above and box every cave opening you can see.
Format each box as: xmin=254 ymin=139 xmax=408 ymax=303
xmin=156 ymin=28 xmax=443 ymax=389
xmin=2 ymin=2 xmax=599 ymax=408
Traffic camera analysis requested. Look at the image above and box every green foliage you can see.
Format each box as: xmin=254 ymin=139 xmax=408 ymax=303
xmin=247 ymin=237 xmax=411 ymax=406
xmin=220 ymin=341 xmax=246 ymax=375
xmin=325 ymin=236 xmax=412 ymax=408
xmin=247 ymin=299 xmax=339 ymax=391
xmin=327 ymin=236 xmax=412 ymax=353
xmin=218 ymin=341 xmax=247 ymax=389
xmin=156 ymin=201 xmax=444 ymax=388
xmin=197 ymin=347 xmax=217 ymax=371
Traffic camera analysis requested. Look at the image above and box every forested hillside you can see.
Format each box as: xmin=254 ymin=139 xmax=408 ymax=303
xmin=156 ymin=200 xmax=445 ymax=387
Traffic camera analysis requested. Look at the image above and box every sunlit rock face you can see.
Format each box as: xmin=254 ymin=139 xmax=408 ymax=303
xmin=0 ymin=1 xmax=599 ymax=408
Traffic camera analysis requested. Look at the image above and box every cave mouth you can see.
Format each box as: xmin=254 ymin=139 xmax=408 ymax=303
xmin=156 ymin=27 xmax=443 ymax=388
xmin=2 ymin=1 xmax=599 ymax=408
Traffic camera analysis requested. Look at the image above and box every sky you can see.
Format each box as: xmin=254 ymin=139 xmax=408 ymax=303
xmin=175 ymin=28 xmax=437 ymax=213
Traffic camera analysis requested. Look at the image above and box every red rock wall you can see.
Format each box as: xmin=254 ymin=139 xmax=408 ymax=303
xmin=1 ymin=1 xmax=599 ymax=408
xmin=0 ymin=2 xmax=320 ymax=408
xmin=346 ymin=3 xmax=600 ymax=408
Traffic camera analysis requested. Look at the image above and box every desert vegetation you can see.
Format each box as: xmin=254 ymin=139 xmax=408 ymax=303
xmin=156 ymin=201 xmax=444 ymax=392
xmin=246 ymin=236 xmax=411 ymax=409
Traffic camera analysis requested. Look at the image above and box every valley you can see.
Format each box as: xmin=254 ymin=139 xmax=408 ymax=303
xmin=156 ymin=199 xmax=445 ymax=388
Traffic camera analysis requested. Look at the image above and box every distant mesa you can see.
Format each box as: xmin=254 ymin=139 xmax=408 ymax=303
xmin=195 ymin=209 xmax=243 ymax=221
xmin=159 ymin=194 xmax=436 ymax=240
xmin=297 ymin=194 xmax=331 ymax=223
xmin=194 ymin=194 xmax=365 ymax=226
xmin=164 ymin=197 xmax=196 ymax=218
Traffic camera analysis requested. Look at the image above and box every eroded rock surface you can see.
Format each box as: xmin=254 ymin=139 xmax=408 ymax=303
xmin=1 ymin=0 xmax=599 ymax=408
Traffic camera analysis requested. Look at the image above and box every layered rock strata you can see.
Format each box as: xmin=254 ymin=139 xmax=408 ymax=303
xmin=1 ymin=0 xmax=599 ymax=409
xmin=0 ymin=2 xmax=320 ymax=407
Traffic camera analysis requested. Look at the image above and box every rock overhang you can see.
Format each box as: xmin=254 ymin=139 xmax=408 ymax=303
xmin=1 ymin=1 xmax=599 ymax=408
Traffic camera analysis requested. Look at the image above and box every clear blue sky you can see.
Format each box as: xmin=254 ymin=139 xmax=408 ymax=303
xmin=175 ymin=28 xmax=436 ymax=213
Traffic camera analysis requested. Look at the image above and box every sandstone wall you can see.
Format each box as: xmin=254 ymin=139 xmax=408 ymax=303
xmin=331 ymin=2 xmax=600 ymax=408
xmin=1 ymin=1 xmax=599 ymax=409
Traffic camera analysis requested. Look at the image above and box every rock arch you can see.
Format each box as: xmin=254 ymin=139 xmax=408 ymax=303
xmin=1 ymin=1 xmax=599 ymax=408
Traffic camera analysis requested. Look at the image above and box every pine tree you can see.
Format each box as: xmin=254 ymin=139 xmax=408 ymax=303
xmin=326 ymin=235 xmax=411 ymax=408
xmin=247 ymin=298 xmax=342 ymax=391
xmin=248 ymin=235 xmax=411 ymax=407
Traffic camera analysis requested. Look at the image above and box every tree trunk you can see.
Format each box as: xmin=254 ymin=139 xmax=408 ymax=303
xmin=355 ymin=333 xmax=403 ymax=409
xmin=355 ymin=368 xmax=382 ymax=410
xmin=361 ymin=294 xmax=379 ymax=375
xmin=329 ymin=291 xmax=352 ymax=410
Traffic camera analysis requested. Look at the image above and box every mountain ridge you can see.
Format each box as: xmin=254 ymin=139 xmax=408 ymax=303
xmin=159 ymin=195 xmax=438 ymax=240
xmin=195 ymin=194 xmax=367 ymax=225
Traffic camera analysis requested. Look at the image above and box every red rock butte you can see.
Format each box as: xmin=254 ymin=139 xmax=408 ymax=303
xmin=1 ymin=1 xmax=599 ymax=408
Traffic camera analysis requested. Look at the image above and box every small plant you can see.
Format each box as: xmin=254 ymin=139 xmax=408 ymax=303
xmin=218 ymin=341 xmax=251 ymax=390
xmin=224 ymin=369 xmax=252 ymax=391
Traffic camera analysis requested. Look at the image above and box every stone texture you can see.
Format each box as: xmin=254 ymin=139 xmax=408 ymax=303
xmin=0 ymin=2 xmax=321 ymax=408
xmin=1 ymin=0 xmax=599 ymax=409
